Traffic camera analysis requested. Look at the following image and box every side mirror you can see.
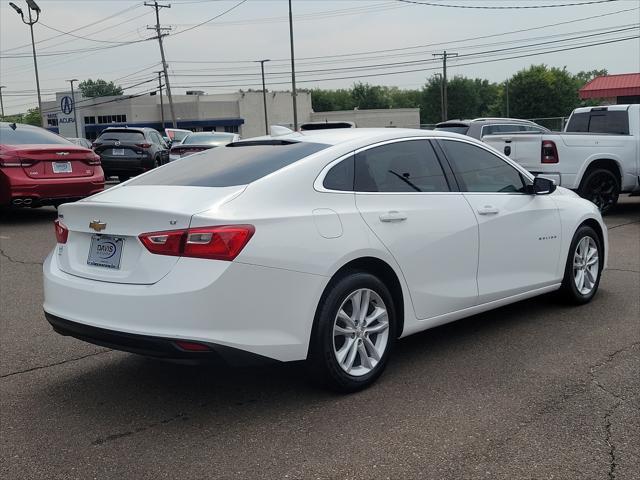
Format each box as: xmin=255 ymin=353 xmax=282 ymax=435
xmin=532 ymin=176 xmax=556 ymax=195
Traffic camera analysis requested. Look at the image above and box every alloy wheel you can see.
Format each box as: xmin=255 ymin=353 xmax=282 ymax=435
xmin=333 ymin=288 xmax=389 ymax=377
xmin=586 ymin=173 xmax=617 ymax=212
xmin=573 ymin=236 xmax=599 ymax=295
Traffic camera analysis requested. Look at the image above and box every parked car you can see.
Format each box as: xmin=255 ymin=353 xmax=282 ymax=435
xmin=483 ymin=104 xmax=640 ymax=214
xmin=169 ymin=132 xmax=240 ymax=161
xmin=44 ymin=128 xmax=607 ymax=392
xmin=435 ymin=118 xmax=549 ymax=139
xmin=0 ymin=122 xmax=103 ymax=208
xmin=66 ymin=137 xmax=93 ymax=149
xmin=164 ymin=128 xmax=191 ymax=146
xmin=92 ymin=127 xmax=169 ymax=182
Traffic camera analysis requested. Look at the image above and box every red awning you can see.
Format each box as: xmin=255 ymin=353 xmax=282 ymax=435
xmin=579 ymin=73 xmax=640 ymax=99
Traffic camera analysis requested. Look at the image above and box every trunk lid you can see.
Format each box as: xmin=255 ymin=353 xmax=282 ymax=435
xmin=15 ymin=144 xmax=97 ymax=179
xmin=56 ymin=185 xmax=246 ymax=284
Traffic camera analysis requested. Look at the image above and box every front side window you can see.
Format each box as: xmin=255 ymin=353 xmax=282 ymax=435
xmin=440 ymin=139 xmax=528 ymax=193
xmin=354 ymin=140 xmax=449 ymax=193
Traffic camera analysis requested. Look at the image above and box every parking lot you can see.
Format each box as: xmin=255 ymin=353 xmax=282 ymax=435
xmin=0 ymin=197 xmax=638 ymax=479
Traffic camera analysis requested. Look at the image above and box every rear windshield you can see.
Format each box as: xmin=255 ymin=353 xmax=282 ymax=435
xmin=434 ymin=125 xmax=469 ymax=135
xmin=0 ymin=125 xmax=71 ymax=145
xmin=128 ymin=141 xmax=330 ymax=187
xmin=566 ymin=110 xmax=629 ymax=134
xmin=182 ymin=133 xmax=236 ymax=145
xmin=96 ymin=130 xmax=145 ymax=142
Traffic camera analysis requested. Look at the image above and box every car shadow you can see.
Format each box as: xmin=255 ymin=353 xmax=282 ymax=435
xmin=30 ymin=290 xmax=583 ymax=433
xmin=0 ymin=206 xmax=58 ymax=226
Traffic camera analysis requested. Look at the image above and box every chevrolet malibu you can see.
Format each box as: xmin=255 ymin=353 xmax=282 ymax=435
xmin=43 ymin=128 xmax=607 ymax=391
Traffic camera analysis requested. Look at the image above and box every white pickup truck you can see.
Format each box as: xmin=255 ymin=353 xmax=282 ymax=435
xmin=483 ymin=104 xmax=640 ymax=213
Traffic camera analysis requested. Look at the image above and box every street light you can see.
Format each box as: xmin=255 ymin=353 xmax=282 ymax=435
xmin=67 ymin=78 xmax=79 ymax=137
xmin=9 ymin=0 xmax=44 ymax=127
xmin=0 ymin=86 xmax=5 ymax=118
xmin=255 ymin=59 xmax=270 ymax=135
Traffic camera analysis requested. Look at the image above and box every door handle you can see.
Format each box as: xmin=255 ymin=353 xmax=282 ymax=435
xmin=477 ymin=205 xmax=500 ymax=215
xmin=379 ymin=211 xmax=407 ymax=223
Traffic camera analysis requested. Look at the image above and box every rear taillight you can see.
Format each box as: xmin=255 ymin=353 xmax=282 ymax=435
xmin=136 ymin=143 xmax=152 ymax=148
xmin=54 ymin=219 xmax=69 ymax=244
xmin=541 ymin=140 xmax=559 ymax=164
xmin=139 ymin=225 xmax=254 ymax=261
xmin=87 ymin=154 xmax=101 ymax=165
xmin=0 ymin=155 xmax=22 ymax=167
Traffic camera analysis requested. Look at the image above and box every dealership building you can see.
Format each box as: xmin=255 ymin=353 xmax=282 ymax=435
xmin=42 ymin=90 xmax=420 ymax=140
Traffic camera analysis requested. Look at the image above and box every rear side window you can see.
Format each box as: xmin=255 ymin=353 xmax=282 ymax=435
xmin=128 ymin=141 xmax=329 ymax=187
xmin=354 ymin=140 xmax=449 ymax=193
xmin=566 ymin=111 xmax=629 ymax=134
xmin=323 ymin=156 xmax=354 ymax=191
xmin=440 ymin=139 xmax=527 ymax=193
xmin=0 ymin=125 xmax=71 ymax=145
xmin=97 ymin=130 xmax=145 ymax=142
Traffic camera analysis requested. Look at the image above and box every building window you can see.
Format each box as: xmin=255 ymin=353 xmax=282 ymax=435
xmin=224 ymin=125 xmax=239 ymax=133
xmin=84 ymin=116 xmax=96 ymax=124
xmin=47 ymin=118 xmax=59 ymax=127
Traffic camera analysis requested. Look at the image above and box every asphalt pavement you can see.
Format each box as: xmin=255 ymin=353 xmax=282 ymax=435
xmin=1 ymin=197 xmax=638 ymax=480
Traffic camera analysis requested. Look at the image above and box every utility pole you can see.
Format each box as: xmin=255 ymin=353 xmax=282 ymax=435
xmin=288 ymin=0 xmax=298 ymax=131
xmin=255 ymin=59 xmax=271 ymax=135
xmin=156 ymin=71 xmax=165 ymax=129
xmin=67 ymin=78 xmax=79 ymax=137
xmin=505 ymin=79 xmax=510 ymax=117
xmin=434 ymin=73 xmax=444 ymax=124
xmin=433 ymin=50 xmax=457 ymax=121
xmin=0 ymin=86 xmax=5 ymax=118
xmin=10 ymin=1 xmax=44 ymax=127
xmin=146 ymin=1 xmax=177 ymax=128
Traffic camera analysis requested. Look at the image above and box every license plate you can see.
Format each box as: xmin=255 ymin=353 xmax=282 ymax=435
xmin=52 ymin=161 xmax=72 ymax=173
xmin=87 ymin=235 xmax=124 ymax=269
xmin=112 ymin=148 xmax=125 ymax=156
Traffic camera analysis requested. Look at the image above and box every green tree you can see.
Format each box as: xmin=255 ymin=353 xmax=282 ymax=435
xmin=78 ymin=79 xmax=123 ymax=98
xmin=23 ymin=108 xmax=41 ymax=126
xmin=505 ymin=65 xmax=580 ymax=119
xmin=351 ymin=82 xmax=389 ymax=109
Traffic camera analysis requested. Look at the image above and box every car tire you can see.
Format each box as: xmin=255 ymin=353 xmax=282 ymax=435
xmin=308 ymin=271 xmax=396 ymax=393
xmin=153 ymin=156 xmax=160 ymax=168
xmin=118 ymin=175 xmax=130 ymax=183
xmin=578 ymin=168 xmax=619 ymax=215
xmin=559 ymin=225 xmax=603 ymax=304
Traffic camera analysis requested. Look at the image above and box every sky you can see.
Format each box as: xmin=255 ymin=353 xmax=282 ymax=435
xmin=1 ymin=0 xmax=639 ymax=114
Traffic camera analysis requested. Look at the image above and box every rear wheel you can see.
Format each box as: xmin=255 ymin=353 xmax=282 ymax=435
xmin=559 ymin=225 xmax=603 ymax=304
xmin=118 ymin=175 xmax=130 ymax=183
xmin=578 ymin=168 xmax=619 ymax=215
xmin=308 ymin=272 xmax=396 ymax=392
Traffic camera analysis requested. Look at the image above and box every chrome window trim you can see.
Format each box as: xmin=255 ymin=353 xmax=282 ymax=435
xmin=314 ymin=135 xmax=534 ymax=195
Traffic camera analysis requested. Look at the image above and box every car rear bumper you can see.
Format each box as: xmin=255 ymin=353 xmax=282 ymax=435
xmin=100 ymin=157 xmax=152 ymax=176
xmin=45 ymin=312 xmax=275 ymax=365
xmin=43 ymin=251 xmax=326 ymax=362
xmin=0 ymin=168 xmax=104 ymax=206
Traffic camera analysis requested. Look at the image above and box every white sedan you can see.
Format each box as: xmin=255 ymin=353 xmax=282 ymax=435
xmin=43 ymin=128 xmax=607 ymax=391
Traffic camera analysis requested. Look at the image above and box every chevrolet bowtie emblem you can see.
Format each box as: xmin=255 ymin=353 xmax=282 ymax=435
xmin=89 ymin=220 xmax=107 ymax=232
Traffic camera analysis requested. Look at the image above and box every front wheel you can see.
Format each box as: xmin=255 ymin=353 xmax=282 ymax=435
xmin=308 ymin=272 xmax=396 ymax=392
xmin=578 ymin=168 xmax=619 ymax=215
xmin=559 ymin=225 xmax=603 ymax=304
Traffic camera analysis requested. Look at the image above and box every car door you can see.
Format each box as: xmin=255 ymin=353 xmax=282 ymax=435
xmin=151 ymin=131 xmax=169 ymax=163
xmin=438 ymin=138 xmax=562 ymax=304
xmin=352 ymin=139 xmax=479 ymax=320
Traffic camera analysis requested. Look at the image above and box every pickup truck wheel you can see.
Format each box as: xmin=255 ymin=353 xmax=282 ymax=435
xmin=578 ymin=168 xmax=619 ymax=215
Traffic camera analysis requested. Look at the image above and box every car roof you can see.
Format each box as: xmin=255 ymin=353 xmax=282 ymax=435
xmin=245 ymin=127 xmax=468 ymax=147
xmin=437 ymin=118 xmax=537 ymax=126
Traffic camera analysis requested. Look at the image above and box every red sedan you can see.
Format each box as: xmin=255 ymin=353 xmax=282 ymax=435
xmin=0 ymin=122 xmax=104 ymax=208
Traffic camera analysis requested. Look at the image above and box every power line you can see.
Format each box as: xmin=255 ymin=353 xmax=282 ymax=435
xmin=396 ymin=0 xmax=621 ymax=9
xmin=168 ymin=0 xmax=249 ymax=37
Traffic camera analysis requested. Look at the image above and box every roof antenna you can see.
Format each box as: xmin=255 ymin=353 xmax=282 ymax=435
xmin=270 ymin=125 xmax=295 ymax=137
xmin=9 ymin=123 xmax=17 ymax=130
